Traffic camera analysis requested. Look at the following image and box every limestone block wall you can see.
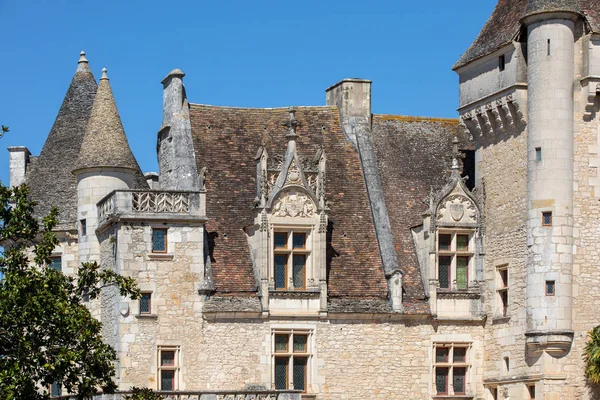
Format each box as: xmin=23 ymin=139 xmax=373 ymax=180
xmin=103 ymin=221 xmax=205 ymax=390
xmin=457 ymin=43 xmax=526 ymax=107
xmin=473 ymin=119 xmax=529 ymax=384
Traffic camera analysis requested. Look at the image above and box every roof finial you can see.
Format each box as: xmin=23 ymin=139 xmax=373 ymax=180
xmin=78 ymin=51 xmax=88 ymax=64
xmin=451 ymin=135 xmax=460 ymax=171
xmin=284 ymin=107 xmax=299 ymax=139
xmin=101 ymin=68 xmax=109 ymax=81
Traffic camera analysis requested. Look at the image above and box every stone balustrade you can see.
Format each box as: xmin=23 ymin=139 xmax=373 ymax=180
xmin=97 ymin=190 xmax=206 ymax=225
xmin=54 ymin=390 xmax=301 ymax=400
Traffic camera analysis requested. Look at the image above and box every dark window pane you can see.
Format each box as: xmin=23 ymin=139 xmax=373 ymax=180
xmin=457 ymin=235 xmax=469 ymax=251
xmin=546 ymin=280 xmax=555 ymax=296
xmin=439 ymin=257 xmax=451 ymax=289
xmin=293 ymin=255 xmax=306 ymax=289
xmin=140 ymin=293 xmax=151 ymax=314
xmin=293 ymin=357 xmax=307 ymax=392
xmin=456 ymin=257 xmax=469 ymax=290
xmin=435 ymin=367 xmax=449 ymax=394
xmin=293 ymin=233 xmax=306 ymax=249
xmin=454 ymin=367 xmax=466 ymax=394
xmin=160 ymin=350 xmax=175 ymax=366
xmin=275 ymin=334 xmax=289 ymax=353
xmin=50 ymin=257 xmax=62 ymax=271
xmin=274 ymin=357 xmax=288 ymax=390
xmin=152 ymin=229 xmax=167 ymax=252
xmin=500 ymin=290 xmax=509 ymax=316
xmin=453 ymin=348 xmax=467 ymax=363
xmin=274 ymin=232 xmax=288 ymax=249
xmin=439 ymin=234 xmax=451 ymax=251
xmin=160 ymin=370 xmax=174 ymax=390
xmin=51 ymin=382 xmax=62 ymax=396
xmin=542 ymin=212 xmax=552 ymax=226
xmin=436 ymin=347 xmax=449 ymax=363
xmin=274 ymin=255 xmax=287 ymax=289
xmin=293 ymin=335 xmax=307 ymax=353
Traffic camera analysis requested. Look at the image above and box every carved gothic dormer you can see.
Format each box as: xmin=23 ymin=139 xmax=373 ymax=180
xmin=414 ymin=137 xmax=484 ymax=320
xmin=250 ymin=109 xmax=328 ymax=317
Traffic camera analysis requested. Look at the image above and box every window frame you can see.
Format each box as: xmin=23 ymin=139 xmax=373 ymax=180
xmin=152 ymin=228 xmax=168 ymax=254
xmin=496 ymin=265 xmax=509 ymax=317
xmin=272 ymin=329 xmax=312 ymax=393
xmin=546 ymin=280 xmax=556 ymax=296
xmin=140 ymin=292 xmax=152 ymax=315
xmin=433 ymin=343 xmax=471 ymax=396
xmin=437 ymin=231 xmax=474 ymax=291
xmin=542 ymin=212 xmax=552 ymax=227
xmin=157 ymin=346 xmax=180 ymax=391
xmin=49 ymin=255 xmax=62 ymax=272
xmin=272 ymin=228 xmax=311 ymax=291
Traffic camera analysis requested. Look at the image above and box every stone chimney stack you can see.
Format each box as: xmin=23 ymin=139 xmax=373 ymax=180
xmin=158 ymin=69 xmax=200 ymax=191
xmin=326 ymin=79 xmax=372 ymax=118
xmin=7 ymin=146 xmax=31 ymax=188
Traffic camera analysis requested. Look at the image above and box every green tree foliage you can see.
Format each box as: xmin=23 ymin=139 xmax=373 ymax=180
xmin=0 ymin=184 xmax=141 ymax=399
xmin=585 ymin=326 xmax=600 ymax=384
xmin=123 ymin=387 xmax=164 ymax=400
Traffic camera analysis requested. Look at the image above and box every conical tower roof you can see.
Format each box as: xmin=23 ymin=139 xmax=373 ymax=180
xmin=26 ymin=51 xmax=98 ymax=230
xmin=525 ymin=0 xmax=582 ymax=16
xmin=74 ymin=68 xmax=142 ymax=173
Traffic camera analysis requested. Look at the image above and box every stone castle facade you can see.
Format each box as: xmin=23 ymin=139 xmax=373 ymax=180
xmin=7 ymin=0 xmax=600 ymax=398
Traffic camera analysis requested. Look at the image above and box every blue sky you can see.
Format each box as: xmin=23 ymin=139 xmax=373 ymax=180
xmin=0 ymin=0 xmax=496 ymax=185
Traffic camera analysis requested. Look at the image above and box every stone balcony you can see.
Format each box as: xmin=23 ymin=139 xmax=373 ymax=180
xmin=54 ymin=391 xmax=302 ymax=400
xmin=96 ymin=190 xmax=207 ymax=228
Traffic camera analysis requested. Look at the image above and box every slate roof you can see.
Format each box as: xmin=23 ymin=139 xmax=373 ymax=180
xmin=454 ymin=0 xmax=600 ymax=69
xmin=189 ymin=105 xmax=389 ymax=300
xmin=74 ymin=70 xmax=145 ymax=177
xmin=25 ymin=55 xmax=98 ymax=230
xmin=371 ymin=115 xmax=470 ymax=306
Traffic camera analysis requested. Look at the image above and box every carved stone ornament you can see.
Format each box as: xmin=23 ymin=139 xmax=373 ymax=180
xmin=437 ymin=194 xmax=477 ymax=224
xmin=272 ymin=191 xmax=315 ymax=218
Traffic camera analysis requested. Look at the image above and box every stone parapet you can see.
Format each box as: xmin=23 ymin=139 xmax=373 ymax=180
xmin=96 ymin=189 xmax=207 ymax=229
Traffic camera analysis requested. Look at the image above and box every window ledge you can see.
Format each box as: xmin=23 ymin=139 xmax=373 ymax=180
xmin=147 ymin=253 xmax=174 ymax=261
xmin=437 ymin=290 xmax=481 ymax=299
xmin=269 ymin=290 xmax=321 ymax=298
xmin=431 ymin=395 xmax=474 ymax=399
xmin=301 ymin=395 xmax=317 ymax=400
xmin=492 ymin=316 xmax=511 ymax=324
xmin=135 ymin=314 xmax=158 ymax=319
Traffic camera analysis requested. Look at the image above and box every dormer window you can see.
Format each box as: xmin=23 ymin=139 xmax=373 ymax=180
xmin=273 ymin=230 xmax=310 ymax=290
xmin=437 ymin=232 xmax=473 ymax=291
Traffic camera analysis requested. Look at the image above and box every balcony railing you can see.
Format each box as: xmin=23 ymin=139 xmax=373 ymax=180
xmin=97 ymin=190 xmax=205 ymax=224
xmin=54 ymin=390 xmax=301 ymax=400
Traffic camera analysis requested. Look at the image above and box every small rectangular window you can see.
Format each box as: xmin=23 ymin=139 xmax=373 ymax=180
xmin=528 ymin=385 xmax=536 ymax=399
xmin=453 ymin=367 xmax=466 ymax=394
xmin=140 ymin=292 xmax=151 ymax=314
xmin=274 ymin=232 xmax=288 ymax=249
xmin=499 ymin=55 xmax=505 ymax=71
xmin=436 ymin=347 xmax=449 ymax=363
xmin=158 ymin=347 xmax=180 ymax=391
xmin=436 ymin=367 xmax=449 ymax=394
xmin=292 ymin=233 xmax=306 ymax=249
xmin=504 ymin=356 xmax=510 ymax=373
xmin=274 ymin=357 xmax=289 ymax=390
xmin=292 ymin=255 xmax=306 ymax=289
xmin=275 ymin=334 xmax=289 ymax=353
xmin=456 ymin=257 xmax=469 ymax=290
xmin=454 ymin=347 xmax=467 ymax=363
xmin=438 ymin=256 xmax=452 ymax=289
xmin=548 ymin=39 xmax=551 ymax=56
xmin=438 ymin=234 xmax=451 ymax=251
xmin=535 ymin=147 xmax=542 ymax=162
xmin=456 ymin=235 xmax=469 ymax=251
xmin=80 ymin=219 xmax=87 ymax=236
xmin=50 ymin=382 xmax=62 ymax=397
xmin=542 ymin=212 xmax=552 ymax=227
xmin=152 ymin=228 xmax=167 ymax=253
xmin=274 ymin=255 xmax=288 ymax=290
xmin=272 ymin=330 xmax=312 ymax=393
xmin=49 ymin=256 xmax=62 ymax=271
xmin=546 ymin=280 xmax=556 ymax=296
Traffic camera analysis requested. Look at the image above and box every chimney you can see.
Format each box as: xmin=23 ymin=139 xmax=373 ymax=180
xmin=144 ymin=172 xmax=159 ymax=189
xmin=158 ymin=69 xmax=200 ymax=191
xmin=8 ymin=146 xmax=31 ymax=188
xmin=326 ymin=79 xmax=372 ymax=120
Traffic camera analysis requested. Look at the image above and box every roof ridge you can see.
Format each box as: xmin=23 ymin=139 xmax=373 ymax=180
xmin=374 ymin=114 xmax=459 ymax=123
xmin=189 ymin=103 xmax=336 ymax=111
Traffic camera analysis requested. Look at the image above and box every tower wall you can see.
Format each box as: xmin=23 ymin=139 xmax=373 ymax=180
xmin=76 ymin=169 xmax=134 ymax=264
xmin=525 ymin=15 xmax=575 ymax=341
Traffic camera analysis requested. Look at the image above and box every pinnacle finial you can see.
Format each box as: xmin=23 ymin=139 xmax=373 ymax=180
xmin=78 ymin=51 xmax=88 ymax=64
xmin=101 ymin=68 xmax=109 ymax=81
xmin=451 ymin=135 xmax=460 ymax=171
xmin=284 ymin=108 xmax=299 ymax=139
